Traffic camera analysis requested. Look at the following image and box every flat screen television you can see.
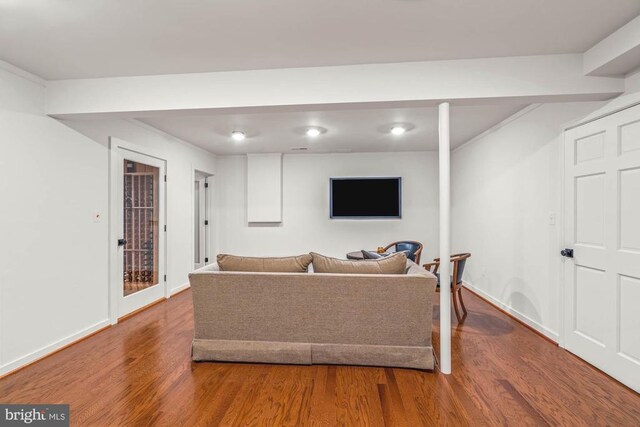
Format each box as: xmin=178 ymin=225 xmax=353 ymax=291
xmin=330 ymin=177 xmax=402 ymax=219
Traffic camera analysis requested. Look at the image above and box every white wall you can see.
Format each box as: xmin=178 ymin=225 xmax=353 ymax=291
xmin=624 ymin=67 xmax=640 ymax=94
xmin=0 ymin=64 xmax=216 ymax=376
xmin=215 ymin=152 xmax=439 ymax=262
xmin=0 ymin=66 xmax=110 ymax=374
xmin=0 ymin=62 xmax=44 ymax=114
xmin=560 ymin=67 xmax=640 ymax=130
xmin=451 ymin=102 xmax=603 ymax=340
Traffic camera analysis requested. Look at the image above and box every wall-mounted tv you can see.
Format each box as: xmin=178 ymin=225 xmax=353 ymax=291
xmin=330 ymin=177 xmax=402 ymax=219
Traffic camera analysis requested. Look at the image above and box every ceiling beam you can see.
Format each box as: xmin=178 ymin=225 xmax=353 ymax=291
xmin=584 ymin=15 xmax=640 ymax=76
xmin=46 ymin=54 xmax=623 ymax=118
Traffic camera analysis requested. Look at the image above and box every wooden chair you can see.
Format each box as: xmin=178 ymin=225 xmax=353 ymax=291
xmin=383 ymin=241 xmax=424 ymax=265
xmin=423 ymin=253 xmax=471 ymax=323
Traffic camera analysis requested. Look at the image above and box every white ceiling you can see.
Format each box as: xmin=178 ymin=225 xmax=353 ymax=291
xmin=138 ymin=104 xmax=526 ymax=155
xmin=1 ymin=0 xmax=639 ymax=79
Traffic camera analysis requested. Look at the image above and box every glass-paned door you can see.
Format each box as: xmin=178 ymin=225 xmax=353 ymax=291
xmin=123 ymin=160 xmax=159 ymax=296
xmin=114 ymin=147 xmax=166 ymax=318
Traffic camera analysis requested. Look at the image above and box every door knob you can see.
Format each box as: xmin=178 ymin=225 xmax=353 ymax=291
xmin=117 ymin=239 xmax=127 ymax=246
xmin=560 ymin=248 xmax=574 ymax=258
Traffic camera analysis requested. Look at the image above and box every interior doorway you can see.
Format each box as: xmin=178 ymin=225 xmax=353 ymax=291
xmin=562 ymin=103 xmax=640 ymax=393
xmin=111 ymin=142 xmax=167 ymax=320
xmin=194 ymin=170 xmax=213 ymax=270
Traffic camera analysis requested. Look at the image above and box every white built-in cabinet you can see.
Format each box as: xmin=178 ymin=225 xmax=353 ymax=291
xmin=247 ymin=153 xmax=283 ymax=223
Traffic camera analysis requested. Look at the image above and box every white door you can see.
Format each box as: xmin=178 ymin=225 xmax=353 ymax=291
xmin=563 ymin=104 xmax=640 ymax=393
xmin=193 ymin=177 xmax=207 ymax=269
xmin=194 ymin=173 xmax=212 ymax=270
xmin=113 ymin=147 xmax=167 ymax=318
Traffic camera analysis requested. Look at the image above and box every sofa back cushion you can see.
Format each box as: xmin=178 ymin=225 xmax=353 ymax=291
xmin=311 ymin=252 xmax=407 ymax=274
xmin=217 ymin=254 xmax=312 ymax=273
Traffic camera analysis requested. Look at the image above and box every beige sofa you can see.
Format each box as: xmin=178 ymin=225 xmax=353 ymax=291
xmin=189 ymin=261 xmax=437 ymax=370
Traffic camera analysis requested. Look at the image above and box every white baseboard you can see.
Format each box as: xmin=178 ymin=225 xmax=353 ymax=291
xmin=463 ymin=281 xmax=559 ymax=342
xmin=0 ymin=319 xmax=111 ymax=377
xmin=170 ymin=282 xmax=190 ymax=296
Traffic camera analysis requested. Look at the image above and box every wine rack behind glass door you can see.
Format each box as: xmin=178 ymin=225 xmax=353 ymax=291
xmin=123 ymin=160 xmax=160 ymax=297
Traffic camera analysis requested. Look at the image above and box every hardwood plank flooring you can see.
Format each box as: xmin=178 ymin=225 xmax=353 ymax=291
xmin=1 ymin=289 xmax=639 ymax=426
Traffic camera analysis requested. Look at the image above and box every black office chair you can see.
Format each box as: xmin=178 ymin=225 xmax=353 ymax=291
xmin=383 ymin=241 xmax=424 ymax=264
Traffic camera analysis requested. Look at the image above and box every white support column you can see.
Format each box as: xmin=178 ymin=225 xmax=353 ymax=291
xmin=438 ymin=102 xmax=452 ymax=374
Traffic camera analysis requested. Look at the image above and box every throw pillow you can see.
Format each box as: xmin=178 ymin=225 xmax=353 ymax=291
xmin=361 ymin=249 xmax=411 ymax=259
xmin=310 ymin=252 xmax=407 ymax=274
xmin=361 ymin=250 xmax=383 ymax=259
xmin=217 ymin=254 xmax=312 ymax=273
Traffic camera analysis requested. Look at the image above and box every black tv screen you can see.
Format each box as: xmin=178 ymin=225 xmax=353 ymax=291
xmin=330 ymin=177 xmax=401 ymax=218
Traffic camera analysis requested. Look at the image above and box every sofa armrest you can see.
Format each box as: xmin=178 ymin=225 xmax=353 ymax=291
xmin=192 ymin=263 xmax=220 ymax=273
xmin=406 ymin=259 xmax=435 ymax=279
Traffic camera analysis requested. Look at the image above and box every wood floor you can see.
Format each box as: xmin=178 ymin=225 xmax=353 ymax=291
xmin=1 ymin=289 xmax=639 ymax=426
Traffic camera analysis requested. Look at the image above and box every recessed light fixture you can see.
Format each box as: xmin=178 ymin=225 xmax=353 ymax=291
xmin=304 ymin=126 xmax=327 ymax=137
xmin=390 ymin=125 xmax=407 ymax=136
xmin=306 ymin=127 xmax=322 ymax=137
xmin=231 ymin=131 xmax=246 ymax=141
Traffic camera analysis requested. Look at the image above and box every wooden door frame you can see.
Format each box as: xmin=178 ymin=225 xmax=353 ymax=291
xmin=109 ymin=137 xmax=168 ymax=324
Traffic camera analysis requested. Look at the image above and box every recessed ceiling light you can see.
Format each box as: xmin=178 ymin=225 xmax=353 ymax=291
xmin=231 ymin=131 xmax=246 ymax=141
xmin=390 ymin=126 xmax=406 ymax=136
xmin=306 ymin=127 xmax=322 ymax=137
